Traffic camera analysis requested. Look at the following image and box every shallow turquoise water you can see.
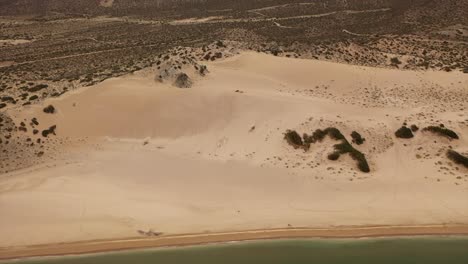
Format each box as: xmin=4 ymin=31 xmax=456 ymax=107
xmin=5 ymin=237 xmax=468 ymax=264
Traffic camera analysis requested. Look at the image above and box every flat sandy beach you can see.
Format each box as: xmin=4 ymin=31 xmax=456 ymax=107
xmin=1 ymin=52 xmax=467 ymax=259
xmin=2 ymin=225 xmax=468 ymax=260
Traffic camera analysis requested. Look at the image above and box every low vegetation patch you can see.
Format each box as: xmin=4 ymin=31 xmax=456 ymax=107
xmin=447 ymin=150 xmax=468 ymax=168
xmin=28 ymin=84 xmax=48 ymax=93
xmin=410 ymin=124 xmax=419 ymax=132
xmin=291 ymin=127 xmax=370 ymax=173
xmin=41 ymin=125 xmax=57 ymax=137
xmin=395 ymin=126 xmax=414 ymax=139
xmin=43 ymin=105 xmax=56 ymax=114
xmin=422 ymin=126 xmax=459 ymax=139
xmin=350 ymin=131 xmax=365 ymax=145
xmin=284 ymin=130 xmax=304 ymax=149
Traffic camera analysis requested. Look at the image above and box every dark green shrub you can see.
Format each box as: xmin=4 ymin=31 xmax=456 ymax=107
xmin=395 ymin=126 xmax=414 ymax=138
xmin=325 ymin=127 xmax=345 ymax=140
xmin=327 ymin=152 xmax=340 ymax=160
xmin=410 ymin=125 xmax=419 ymax=132
xmin=28 ymin=84 xmax=48 ymax=92
xmin=391 ymin=57 xmax=401 ymax=65
xmin=349 ymin=150 xmax=370 ymax=173
xmin=308 ymin=129 xmax=327 ymax=143
xmin=289 ymin=127 xmax=370 ymax=172
xmin=284 ymin=130 xmax=303 ymax=149
xmin=423 ymin=126 xmax=459 ymax=139
xmin=333 ymin=140 xmax=370 ymax=173
xmin=1 ymin=96 xmax=15 ymax=103
xmin=41 ymin=125 xmax=57 ymax=137
xmin=304 ymin=127 xmax=345 ymax=144
xmin=43 ymin=105 xmax=55 ymax=114
xmin=351 ymin=131 xmax=365 ymax=145
xmin=446 ymin=150 xmax=468 ymax=168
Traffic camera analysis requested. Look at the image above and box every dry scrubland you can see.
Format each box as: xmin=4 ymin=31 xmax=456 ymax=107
xmin=0 ymin=0 xmax=467 ymax=257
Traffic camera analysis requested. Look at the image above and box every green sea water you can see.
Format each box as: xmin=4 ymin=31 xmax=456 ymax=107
xmin=5 ymin=237 xmax=468 ymax=264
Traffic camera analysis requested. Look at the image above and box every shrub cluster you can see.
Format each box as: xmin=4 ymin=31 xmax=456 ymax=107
xmin=43 ymin=105 xmax=56 ymax=114
xmin=351 ymin=131 xmax=365 ymax=145
xmin=41 ymin=125 xmax=57 ymax=137
xmin=332 ymin=139 xmax=370 ymax=173
xmin=395 ymin=126 xmax=414 ymax=139
xmin=423 ymin=126 xmax=459 ymax=139
xmin=28 ymin=84 xmax=48 ymax=93
xmin=446 ymin=150 xmax=468 ymax=168
xmin=284 ymin=130 xmax=304 ymax=149
xmin=288 ymin=127 xmax=370 ymax=173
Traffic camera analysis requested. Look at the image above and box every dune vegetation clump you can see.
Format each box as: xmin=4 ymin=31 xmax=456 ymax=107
xmin=423 ymin=126 xmax=459 ymax=140
xmin=302 ymin=127 xmax=370 ymax=173
xmin=284 ymin=130 xmax=304 ymax=149
xmin=43 ymin=105 xmax=55 ymax=114
xmin=331 ymin=138 xmax=370 ymax=173
xmin=41 ymin=125 xmax=57 ymax=138
xmin=174 ymin=73 xmax=192 ymax=88
xmin=446 ymin=150 xmax=468 ymax=168
xmin=351 ymin=131 xmax=365 ymax=145
xmin=395 ymin=126 xmax=414 ymax=139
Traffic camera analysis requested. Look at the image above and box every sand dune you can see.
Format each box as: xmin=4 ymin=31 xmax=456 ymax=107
xmin=1 ymin=52 xmax=467 ymax=250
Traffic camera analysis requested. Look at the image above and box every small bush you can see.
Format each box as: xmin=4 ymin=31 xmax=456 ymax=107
xmin=395 ymin=126 xmax=414 ymax=139
xmin=447 ymin=150 xmax=468 ymax=168
xmin=423 ymin=126 xmax=459 ymax=139
xmin=41 ymin=125 xmax=57 ymax=137
xmin=410 ymin=125 xmax=419 ymax=132
xmin=333 ymin=140 xmax=370 ymax=173
xmin=351 ymin=131 xmax=365 ymax=145
xmin=391 ymin=57 xmax=402 ymax=66
xmin=304 ymin=127 xmax=345 ymax=144
xmin=174 ymin=73 xmax=192 ymax=88
xmin=349 ymin=150 xmax=370 ymax=173
xmin=327 ymin=152 xmax=340 ymax=160
xmin=28 ymin=84 xmax=48 ymax=93
xmin=43 ymin=105 xmax=55 ymax=114
xmin=284 ymin=130 xmax=303 ymax=149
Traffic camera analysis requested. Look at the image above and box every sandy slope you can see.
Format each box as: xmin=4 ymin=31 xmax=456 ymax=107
xmin=1 ymin=52 xmax=467 ymax=249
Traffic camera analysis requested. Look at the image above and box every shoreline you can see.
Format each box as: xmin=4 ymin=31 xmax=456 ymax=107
xmin=2 ymin=224 xmax=468 ymax=261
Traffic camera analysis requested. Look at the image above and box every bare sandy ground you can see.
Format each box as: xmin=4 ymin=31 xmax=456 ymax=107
xmin=0 ymin=52 xmax=467 ymax=255
xmin=2 ymin=225 xmax=468 ymax=260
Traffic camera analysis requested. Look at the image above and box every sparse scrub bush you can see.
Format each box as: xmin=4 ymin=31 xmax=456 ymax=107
xmin=391 ymin=57 xmax=402 ymax=66
xmin=303 ymin=127 xmax=370 ymax=173
xmin=284 ymin=130 xmax=303 ymax=149
xmin=43 ymin=105 xmax=55 ymax=114
xmin=351 ymin=131 xmax=365 ymax=145
xmin=447 ymin=150 xmax=468 ymax=168
xmin=395 ymin=126 xmax=414 ymax=138
xmin=410 ymin=124 xmax=419 ymax=132
xmin=28 ymin=84 xmax=48 ymax=92
xmin=423 ymin=126 xmax=459 ymax=139
xmin=327 ymin=152 xmax=340 ymax=160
